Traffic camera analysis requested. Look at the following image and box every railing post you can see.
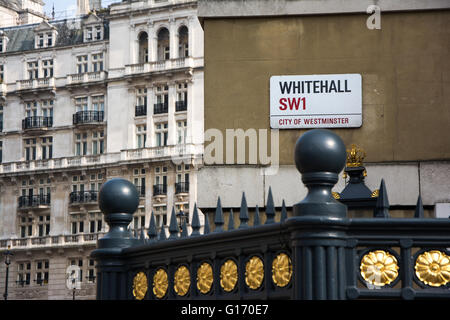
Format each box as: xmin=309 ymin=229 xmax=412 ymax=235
xmin=90 ymin=178 xmax=140 ymax=300
xmin=287 ymin=129 xmax=349 ymax=300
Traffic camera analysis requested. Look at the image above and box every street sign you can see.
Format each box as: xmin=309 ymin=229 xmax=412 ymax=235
xmin=270 ymin=74 xmax=362 ymax=129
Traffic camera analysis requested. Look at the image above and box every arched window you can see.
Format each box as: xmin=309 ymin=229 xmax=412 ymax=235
xmin=157 ymin=28 xmax=170 ymax=61
xmin=138 ymin=32 xmax=148 ymax=63
xmin=178 ymin=26 xmax=189 ymax=58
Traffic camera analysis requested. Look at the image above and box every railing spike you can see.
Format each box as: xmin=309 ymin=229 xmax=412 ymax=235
xmin=147 ymin=211 xmax=157 ymax=242
xmin=181 ymin=217 xmax=188 ymax=238
xmin=168 ymin=207 xmax=179 ymax=240
xmin=239 ymin=192 xmax=249 ymax=229
xmin=158 ymin=225 xmax=167 ymax=241
xmin=139 ymin=228 xmax=147 ymax=243
xmin=191 ymin=203 xmax=201 ymax=236
xmin=228 ymin=209 xmax=235 ymax=231
xmin=265 ymin=186 xmax=275 ymax=224
xmin=374 ymin=179 xmax=390 ymax=218
xmin=214 ymin=197 xmax=224 ymax=233
xmin=203 ymin=211 xmax=210 ymax=235
xmin=254 ymin=205 xmax=260 ymax=226
xmin=414 ymin=195 xmax=425 ymax=218
xmin=280 ymin=200 xmax=287 ymax=222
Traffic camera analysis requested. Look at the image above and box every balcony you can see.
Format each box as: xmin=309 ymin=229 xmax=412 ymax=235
xmin=73 ymin=111 xmax=104 ymax=126
xmin=135 ymin=105 xmax=147 ymax=117
xmin=175 ymin=100 xmax=187 ymax=112
xmin=18 ymin=194 xmax=51 ymax=209
xmin=134 ymin=185 xmax=146 ymax=197
xmin=67 ymin=71 xmax=107 ymax=86
xmin=175 ymin=182 xmax=189 ymax=195
xmin=154 ymin=103 xmax=168 ymax=115
xmin=123 ymin=57 xmax=198 ymax=78
xmin=69 ymin=191 xmax=98 ymax=204
xmin=16 ymin=77 xmax=55 ymax=91
xmin=22 ymin=116 xmax=52 ymax=134
xmin=153 ymin=184 xmax=167 ymax=196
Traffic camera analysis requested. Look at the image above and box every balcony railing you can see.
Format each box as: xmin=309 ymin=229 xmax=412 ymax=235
xmin=22 ymin=116 xmax=53 ymax=130
xmin=69 ymin=191 xmax=98 ymax=204
xmin=17 ymin=77 xmax=55 ymax=91
xmin=135 ymin=105 xmax=147 ymax=117
xmin=154 ymin=103 xmax=168 ymax=115
xmin=18 ymin=194 xmax=51 ymax=208
xmin=73 ymin=111 xmax=104 ymax=125
xmin=67 ymin=71 xmax=107 ymax=85
xmin=153 ymin=184 xmax=167 ymax=196
xmin=134 ymin=185 xmax=146 ymax=197
xmin=175 ymin=100 xmax=187 ymax=112
xmin=175 ymin=182 xmax=189 ymax=194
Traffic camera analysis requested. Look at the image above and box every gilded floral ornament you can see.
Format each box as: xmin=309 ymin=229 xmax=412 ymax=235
xmin=132 ymin=272 xmax=148 ymax=300
xmin=220 ymin=260 xmax=238 ymax=292
xmin=415 ymin=250 xmax=450 ymax=287
xmin=360 ymin=250 xmax=399 ymax=287
xmin=346 ymin=144 xmax=366 ymax=167
xmin=197 ymin=263 xmax=213 ymax=294
xmin=245 ymin=256 xmax=264 ymax=290
xmin=152 ymin=268 xmax=168 ymax=299
xmin=174 ymin=265 xmax=191 ymax=296
xmin=272 ymin=253 xmax=292 ymax=288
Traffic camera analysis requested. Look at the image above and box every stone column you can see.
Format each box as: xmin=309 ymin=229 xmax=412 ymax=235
xmin=167 ymin=82 xmax=177 ymax=146
xmin=169 ymin=18 xmax=178 ymax=60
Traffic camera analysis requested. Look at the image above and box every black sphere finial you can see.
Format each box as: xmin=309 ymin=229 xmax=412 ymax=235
xmin=294 ymin=129 xmax=346 ymax=175
xmin=99 ymin=178 xmax=139 ymax=215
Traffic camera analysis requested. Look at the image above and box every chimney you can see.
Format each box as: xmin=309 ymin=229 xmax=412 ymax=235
xmin=77 ymin=0 xmax=90 ymax=15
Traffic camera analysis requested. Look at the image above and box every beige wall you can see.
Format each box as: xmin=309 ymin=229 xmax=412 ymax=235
xmin=203 ymin=11 xmax=450 ymax=165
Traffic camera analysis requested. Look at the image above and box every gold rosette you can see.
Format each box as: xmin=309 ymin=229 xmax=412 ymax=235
xmin=415 ymin=250 xmax=450 ymax=287
xmin=272 ymin=253 xmax=292 ymax=287
xmin=174 ymin=265 xmax=191 ymax=296
xmin=152 ymin=268 xmax=168 ymax=299
xmin=220 ymin=260 xmax=238 ymax=292
xmin=360 ymin=250 xmax=399 ymax=286
xmin=245 ymin=256 xmax=264 ymax=290
xmin=197 ymin=263 xmax=213 ymax=294
xmin=132 ymin=272 xmax=148 ymax=300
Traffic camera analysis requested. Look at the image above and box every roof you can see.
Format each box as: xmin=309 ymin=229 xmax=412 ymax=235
xmin=0 ymin=17 xmax=110 ymax=53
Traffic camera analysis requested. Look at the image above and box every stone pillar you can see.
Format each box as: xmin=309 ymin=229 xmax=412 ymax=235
xmin=90 ymin=178 xmax=140 ymax=300
xmin=169 ymin=18 xmax=178 ymax=60
xmin=167 ymin=82 xmax=176 ymax=146
xmin=287 ymin=129 xmax=349 ymax=300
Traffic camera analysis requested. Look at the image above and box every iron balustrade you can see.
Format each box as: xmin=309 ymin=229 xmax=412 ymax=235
xmin=18 ymin=194 xmax=51 ymax=208
xmin=153 ymin=103 xmax=168 ymax=114
xmin=73 ymin=111 xmax=104 ymax=125
xmin=22 ymin=116 xmax=53 ymax=130
xmin=135 ymin=105 xmax=147 ymax=117
xmin=175 ymin=100 xmax=187 ymax=112
xmin=175 ymin=182 xmax=189 ymax=194
xmin=69 ymin=191 xmax=98 ymax=204
xmin=153 ymin=184 xmax=167 ymax=196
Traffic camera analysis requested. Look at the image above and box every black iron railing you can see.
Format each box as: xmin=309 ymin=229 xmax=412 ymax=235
xmin=175 ymin=100 xmax=187 ymax=112
xmin=22 ymin=116 xmax=53 ymax=130
xmin=18 ymin=194 xmax=51 ymax=208
xmin=153 ymin=103 xmax=168 ymax=115
xmin=153 ymin=184 xmax=167 ymax=196
xmin=175 ymin=182 xmax=189 ymax=194
xmin=135 ymin=105 xmax=147 ymax=117
xmin=69 ymin=191 xmax=98 ymax=204
xmin=73 ymin=111 xmax=104 ymax=125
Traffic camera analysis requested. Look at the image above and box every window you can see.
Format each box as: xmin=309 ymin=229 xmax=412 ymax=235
xmin=0 ymin=38 xmax=4 ymax=52
xmin=25 ymin=101 xmax=38 ymax=117
xmin=77 ymin=55 xmax=88 ymax=74
xmin=136 ymin=88 xmax=147 ymax=107
xmin=24 ymin=138 xmax=37 ymax=161
xmin=41 ymin=137 xmax=53 ymax=159
xmin=75 ymin=133 xmax=88 ymax=156
xmin=28 ymin=61 xmax=39 ymax=79
xmin=71 ymin=215 xmax=84 ymax=235
xmin=157 ymin=28 xmax=170 ymax=61
xmin=37 ymin=215 xmax=50 ymax=237
xmin=38 ymin=34 xmax=44 ymax=48
xmin=47 ymin=32 xmax=53 ymax=46
xmin=154 ymin=85 xmax=168 ymax=114
xmin=87 ymin=259 xmax=96 ymax=283
xmin=92 ymin=131 xmax=104 ymax=155
xmin=0 ymin=141 xmax=2 ymax=163
xmin=178 ymin=26 xmax=189 ymax=58
xmin=19 ymin=216 xmax=33 ymax=238
xmin=133 ymin=168 xmax=146 ymax=197
xmin=17 ymin=262 xmax=31 ymax=286
xmin=138 ymin=32 xmax=149 ymax=63
xmin=89 ymin=212 xmax=103 ymax=233
xmin=0 ymin=105 xmax=3 ymax=132
xmin=153 ymin=206 xmax=167 ymax=228
xmin=95 ymin=26 xmax=102 ymax=40
xmin=42 ymin=59 xmax=53 ymax=78
xmin=35 ymin=260 xmax=49 ymax=285
xmin=177 ymin=120 xmax=187 ymax=145
xmin=86 ymin=27 xmax=93 ymax=41
xmin=92 ymin=53 xmax=103 ymax=72
xmin=136 ymin=125 xmax=146 ymax=149
xmin=132 ymin=208 xmax=146 ymax=231
xmin=91 ymin=95 xmax=104 ymax=112
xmin=155 ymin=123 xmax=168 ymax=147
xmin=75 ymin=97 xmax=88 ymax=112
xmin=41 ymin=100 xmax=54 ymax=118
xmin=0 ymin=65 xmax=4 ymax=83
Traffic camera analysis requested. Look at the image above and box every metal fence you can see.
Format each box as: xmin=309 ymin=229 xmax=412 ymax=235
xmin=91 ymin=129 xmax=450 ymax=300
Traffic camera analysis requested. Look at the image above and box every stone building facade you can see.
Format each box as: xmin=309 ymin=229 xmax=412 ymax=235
xmin=0 ymin=0 xmax=203 ymax=300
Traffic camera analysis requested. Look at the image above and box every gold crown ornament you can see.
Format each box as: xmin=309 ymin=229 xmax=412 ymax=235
xmin=346 ymin=144 xmax=366 ymax=168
